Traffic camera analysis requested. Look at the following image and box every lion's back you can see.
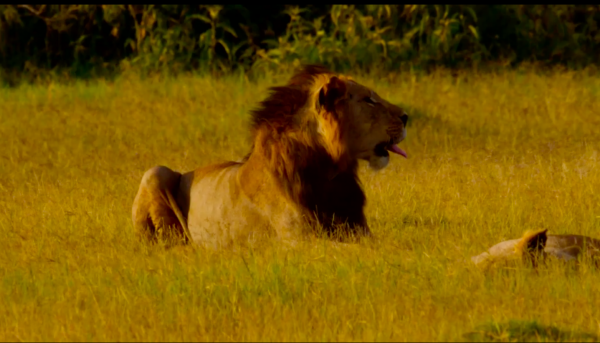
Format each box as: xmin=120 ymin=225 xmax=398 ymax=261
xmin=179 ymin=161 xmax=276 ymax=249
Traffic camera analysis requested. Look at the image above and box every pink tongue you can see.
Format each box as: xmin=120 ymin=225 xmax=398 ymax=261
xmin=387 ymin=144 xmax=407 ymax=158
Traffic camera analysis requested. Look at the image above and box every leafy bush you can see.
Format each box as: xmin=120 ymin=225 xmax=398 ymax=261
xmin=1 ymin=5 xmax=599 ymax=82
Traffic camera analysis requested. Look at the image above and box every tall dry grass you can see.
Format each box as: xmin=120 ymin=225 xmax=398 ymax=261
xmin=1 ymin=69 xmax=600 ymax=341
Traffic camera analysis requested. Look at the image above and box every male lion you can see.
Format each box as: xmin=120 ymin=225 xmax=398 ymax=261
xmin=132 ymin=65 xmax=408 ymax=249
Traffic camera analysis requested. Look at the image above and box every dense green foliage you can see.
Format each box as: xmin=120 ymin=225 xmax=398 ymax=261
xmin=1 ymin=5 xmax=600 ymax=81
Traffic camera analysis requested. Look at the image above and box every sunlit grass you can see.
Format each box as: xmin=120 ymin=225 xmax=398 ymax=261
xmin=1 ymin=69 xmax=600 ymax=341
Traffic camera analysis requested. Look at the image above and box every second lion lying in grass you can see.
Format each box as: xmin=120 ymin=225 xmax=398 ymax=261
xmin=471 ymin=229 xmax=600 ymax=269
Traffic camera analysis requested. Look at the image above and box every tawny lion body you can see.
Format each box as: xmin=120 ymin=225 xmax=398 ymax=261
xmin=132 ymin=65 xmax=408 ymax=249
xmin=471 ymin=229 xmax=600 ymax=268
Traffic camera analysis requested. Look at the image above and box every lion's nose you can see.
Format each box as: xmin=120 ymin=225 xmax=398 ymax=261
xmin=400 ymin=113 xmax=408 ymax=126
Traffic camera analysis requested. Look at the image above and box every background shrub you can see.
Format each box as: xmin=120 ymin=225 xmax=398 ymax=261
xmin=1 ymin=5 xmax=599 ymax=83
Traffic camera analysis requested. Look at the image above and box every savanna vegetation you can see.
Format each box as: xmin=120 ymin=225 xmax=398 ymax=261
xmin=1 ymin=5 xmax=600 ymax=85
xmin=2 ymin=4 xmax=600 ymax=342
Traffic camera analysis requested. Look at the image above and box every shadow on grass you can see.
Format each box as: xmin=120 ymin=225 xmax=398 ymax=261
xmin=393 ymin=102 xmax=431 ymax=128
xmin=462 ymin=320 xmax=599 ymax=342
xmin=393 ymin=102 xmax=467 ymax=137
xmin=394 ymin=101 xmax=507 ymax=140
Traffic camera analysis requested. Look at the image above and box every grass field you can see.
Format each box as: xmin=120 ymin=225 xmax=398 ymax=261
xmin=1 ymin=68 xmax=600 ymax=342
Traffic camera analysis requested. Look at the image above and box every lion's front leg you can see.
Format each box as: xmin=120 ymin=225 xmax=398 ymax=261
xmin=317 ymin=170 xmax=372 ymax=241
xmin=350 ymin=211 xmax=372 ymax=237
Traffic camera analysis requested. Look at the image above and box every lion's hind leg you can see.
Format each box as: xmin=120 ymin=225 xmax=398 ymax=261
xmin=132 ymin=166 xmax=190 ymax=245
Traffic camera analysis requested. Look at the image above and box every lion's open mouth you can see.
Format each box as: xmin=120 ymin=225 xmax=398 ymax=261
xmin=374 ymin=138 xmax=407 ymax=159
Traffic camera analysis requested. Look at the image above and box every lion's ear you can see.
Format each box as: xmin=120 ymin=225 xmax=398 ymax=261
xmin=515 ymin=229 xmax=548 ymax=266
xmin=318 ymin=76 xmax=347 ymax=112
xmin=525 ymin=229 xmax=548 ymax=252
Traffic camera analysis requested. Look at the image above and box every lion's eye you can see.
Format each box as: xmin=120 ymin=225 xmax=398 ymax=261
xmin=364 ymin=96 xmax=376 ymax=105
